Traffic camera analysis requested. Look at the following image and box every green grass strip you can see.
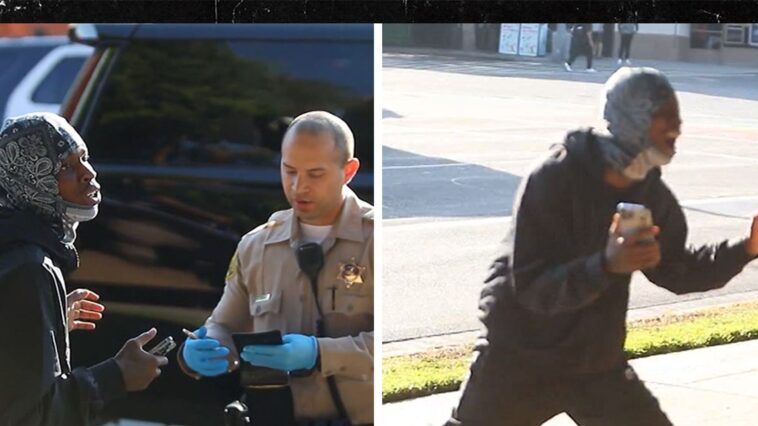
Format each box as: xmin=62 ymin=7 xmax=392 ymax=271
xmin=383 ymin=302 xmax=758 ymax=403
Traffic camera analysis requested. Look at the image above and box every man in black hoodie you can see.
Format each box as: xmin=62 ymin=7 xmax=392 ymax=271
xmin=0 ymin=113 xmax=168 ymax=425
xmin=445 ymin=68 xmax=758 ymax=425
xmin=564 ymin=23 xmax=596 ymax=73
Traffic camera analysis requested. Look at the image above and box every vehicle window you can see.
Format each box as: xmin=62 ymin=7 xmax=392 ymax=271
xmin=0 ymin=46 xmax=53 ymax=118
xmin=32 ymin=56 xmax=87 ymax=104
xmin=86 ymin=40 xmax=374 ymax=169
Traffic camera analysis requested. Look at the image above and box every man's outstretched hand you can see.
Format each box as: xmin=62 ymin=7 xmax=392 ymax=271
xmin=114 ymin=328 xmax=169 ymax=392
xmin=66 ymin=289 xmax=104 ymax=331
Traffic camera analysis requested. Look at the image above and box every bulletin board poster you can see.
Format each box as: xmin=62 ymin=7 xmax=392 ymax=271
xmin=518 ymin=24 xmax=541 ymax=57
xmin=498 ymin=24 xmax=520 ymax=55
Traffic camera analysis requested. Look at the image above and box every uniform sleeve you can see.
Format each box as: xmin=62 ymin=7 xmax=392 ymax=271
xmin=204 ymin=246 xmax=252 ymax=361
xmin=642 ymin=189 xmax=755 ymax=294
xmin=505 ymin=166 xmax=621 ymax=316
xmin=317 ymin=331 xmax=373 ymax=381
xmin=177 ymin=245 xmax=252 ymax=377
xmin=0 ymin=262 xmax=125 ymax=425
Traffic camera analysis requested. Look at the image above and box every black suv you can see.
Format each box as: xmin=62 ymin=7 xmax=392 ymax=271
xmin=61 ymin=24 xmax=373 ymax=424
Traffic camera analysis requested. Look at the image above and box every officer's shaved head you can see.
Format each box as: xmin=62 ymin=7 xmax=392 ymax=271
xmin=283 ymin=111 xmax=354 ymax=164
xmin=280 ymin=111 xmax=360 ymax=225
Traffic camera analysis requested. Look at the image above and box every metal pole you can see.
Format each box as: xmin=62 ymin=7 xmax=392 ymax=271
xmin=551 ymin=24 xmax=571 ymax=63
xmin=462 ymin=24 xmax=476 ymax=51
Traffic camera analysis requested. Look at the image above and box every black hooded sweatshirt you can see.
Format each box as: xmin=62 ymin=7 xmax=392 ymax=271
xmin=0 ymin=209 xmax=125 ymax=425
xmin=477 ymin=129 xmax=754 ymax=377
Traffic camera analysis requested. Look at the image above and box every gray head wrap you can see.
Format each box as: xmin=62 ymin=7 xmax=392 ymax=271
xmin=600 ymin=67 xmax=676 ymax=175
xmin=0 ymin=112 xmax=95 ymax=243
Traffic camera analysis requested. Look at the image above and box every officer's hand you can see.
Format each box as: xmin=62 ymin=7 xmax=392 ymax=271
xmin=114 ymin=328 xmax=169 ymax=392
xmin=604 ymin=213 xmax=661 ymax=274
xmin=240 ymin=334 xmax=318 ymax=372
xmin=182 ymin=326 xmax=230 ymax=377
xmin=66 ymin=288 xmax=104 ymax=332
xmin=744 ymin=214 xmax=758 ymax=257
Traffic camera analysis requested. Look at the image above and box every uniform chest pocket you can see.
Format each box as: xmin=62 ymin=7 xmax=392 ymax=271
xmin=248 ymin=289 xmax=282 ymax=318
xmin=332 ymin=284 xmax=372 ymax=316
xmin=323 ymin=284 xmax=373 ymax=338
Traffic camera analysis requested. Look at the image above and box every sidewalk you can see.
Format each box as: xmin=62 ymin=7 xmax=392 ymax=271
xmin=384 ymin=46 xmax=758 ymax=77
xmin=383 ymin=339 xmax=758 ymax=425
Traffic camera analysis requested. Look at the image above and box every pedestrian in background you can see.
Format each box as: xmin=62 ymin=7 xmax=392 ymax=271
xmin=592 ymin=23 xmax=604 ymax=58
xmin=618 ymin=23 xmax=639 ymax=65
xmin=564 ymin=23 xmax=596 ymax=73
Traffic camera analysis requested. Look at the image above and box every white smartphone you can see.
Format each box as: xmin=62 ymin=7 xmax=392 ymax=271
xmin=148 ymin=336 xmax=176 ymax=357
xmin=616 ymin=202 xmax=654 ymax=241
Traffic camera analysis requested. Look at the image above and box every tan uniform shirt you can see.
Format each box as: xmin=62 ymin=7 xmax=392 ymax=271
xmin=205 ymin=187 xmax=374 ymax=424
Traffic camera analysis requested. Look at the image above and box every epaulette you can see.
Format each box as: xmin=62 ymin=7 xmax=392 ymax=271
xmin=245 ymin=219 xmax=280 ymax=238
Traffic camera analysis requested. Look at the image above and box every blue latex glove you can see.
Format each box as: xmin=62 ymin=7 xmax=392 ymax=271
xmin=240 ymin=334 xmax=318 ymax=372
xmin=182 ymin=326 xmax=230 ymax=377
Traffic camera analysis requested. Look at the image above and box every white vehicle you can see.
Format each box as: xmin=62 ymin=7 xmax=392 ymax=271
xmin=0 ymin=36 xmax=93 ymax=121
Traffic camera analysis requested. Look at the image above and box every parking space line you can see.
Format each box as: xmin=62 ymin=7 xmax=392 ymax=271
xmin=383 ymin=163 xmax=471 ymax=170
xmin=681 ymin=149 xmax=758 ymax=163
xmin=384 ymin=158 xmax=531 ymax=170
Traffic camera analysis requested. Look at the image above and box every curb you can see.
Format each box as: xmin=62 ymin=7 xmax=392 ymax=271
xmin=383 ymin=298 xmax=758 ymax=403
xmin=382 ymin=289 xmax=758 ymax=358
xmin=384 ymin=46 xmax=543 ymax=63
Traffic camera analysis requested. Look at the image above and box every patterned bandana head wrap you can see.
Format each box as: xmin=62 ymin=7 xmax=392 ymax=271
xmin=600 ymin=67 xmax=676 ymax=180
xmin=0 ymin=112 xmax=98 ymax=244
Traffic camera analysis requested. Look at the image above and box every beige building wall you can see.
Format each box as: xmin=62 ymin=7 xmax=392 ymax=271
xmin=610 ymin=23 xmax=758 ymax=66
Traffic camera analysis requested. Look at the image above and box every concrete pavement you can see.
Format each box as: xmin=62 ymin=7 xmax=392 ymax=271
xmin=382 ymin=339 xmax=758 ymax=425
xmin=382 ymin=53 xmax=758 ymax=422
xmin=383 ymin=50 xmax=758 ymax=343
xmin=385 ymin=46 xmax=758 ymax=80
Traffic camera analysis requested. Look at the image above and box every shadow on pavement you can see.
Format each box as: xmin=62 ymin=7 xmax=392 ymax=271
xmin=383 ymin=146 xmax=522 ymax=219
xmin=383 ymin=108 xmax=404 ymax=119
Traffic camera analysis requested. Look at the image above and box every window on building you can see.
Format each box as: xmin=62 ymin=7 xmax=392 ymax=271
xmin=690 ymin=24 xmax=723 ymax=49
xmin=750 ymin=24 xmax=758 ymax=47
xmin=705 ymin=24 xmax=758 ymax=48
xmin=724 ymin=24 xmax=748 ymax=46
